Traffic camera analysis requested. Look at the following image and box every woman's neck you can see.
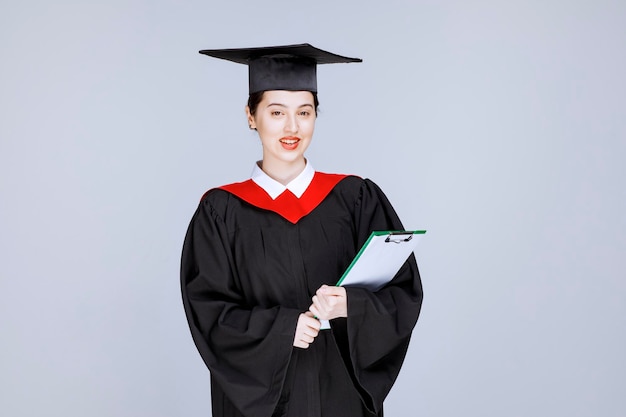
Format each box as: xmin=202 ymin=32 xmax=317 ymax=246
xmin=260 ymin=158 xmax=306 ymax=185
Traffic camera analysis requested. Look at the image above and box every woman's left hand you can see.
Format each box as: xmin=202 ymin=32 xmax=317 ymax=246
xmin=309 ymin=285 xmax=347 ymax=321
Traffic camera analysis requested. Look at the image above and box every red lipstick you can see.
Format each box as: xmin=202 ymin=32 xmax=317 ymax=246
xmin=279 ymin=136 xmax=300 ymax=151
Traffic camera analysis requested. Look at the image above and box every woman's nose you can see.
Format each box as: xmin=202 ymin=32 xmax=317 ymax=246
xmin=284 ymin=114 xmax=298 ymax=133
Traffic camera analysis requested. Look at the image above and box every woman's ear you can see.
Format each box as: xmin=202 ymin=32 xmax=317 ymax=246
xmin=245 ymin=106 xmax=256 ymax=130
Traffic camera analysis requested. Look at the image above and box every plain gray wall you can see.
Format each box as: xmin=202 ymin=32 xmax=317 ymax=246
xmin=1 ymin=1 xmax=625 ymax=416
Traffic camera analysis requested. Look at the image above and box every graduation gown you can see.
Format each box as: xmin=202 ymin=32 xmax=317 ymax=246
xmin=181 ymin=173 xmax=423 ymax=417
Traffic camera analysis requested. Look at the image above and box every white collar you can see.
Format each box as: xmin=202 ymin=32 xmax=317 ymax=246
xmin=251 ymin=161 xmax=315 ymax=199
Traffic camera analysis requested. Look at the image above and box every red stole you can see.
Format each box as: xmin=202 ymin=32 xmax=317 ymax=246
xmin=217 ymin=172 xmax=348 ymax=224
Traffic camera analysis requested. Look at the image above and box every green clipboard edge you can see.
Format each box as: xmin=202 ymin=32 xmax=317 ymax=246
xmin=335 ymin=230 xmax=427 ymax=287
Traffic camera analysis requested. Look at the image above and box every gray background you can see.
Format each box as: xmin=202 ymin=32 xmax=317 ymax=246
xmin=1 ymin=0 xmax=625 ymax=416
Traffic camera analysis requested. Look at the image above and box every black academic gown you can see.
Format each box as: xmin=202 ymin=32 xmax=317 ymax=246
xmin=181 ymin=174 xmax=423 ymax=417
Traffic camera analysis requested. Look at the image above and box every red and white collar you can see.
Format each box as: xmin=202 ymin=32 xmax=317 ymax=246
xmin=217 ymin=165 xmax=350 ymax=224
xmin=250 ymin=160 xmax=315 ymax=199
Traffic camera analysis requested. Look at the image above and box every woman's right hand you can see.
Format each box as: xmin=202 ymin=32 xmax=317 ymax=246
xmin=293 ymin=311 xmax=321 ymax=349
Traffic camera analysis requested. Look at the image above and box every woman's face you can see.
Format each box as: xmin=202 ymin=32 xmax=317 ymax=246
xmin=246 ymin=90 xmax=316 ymax=168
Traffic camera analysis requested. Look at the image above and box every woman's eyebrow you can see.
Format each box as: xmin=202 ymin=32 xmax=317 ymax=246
xmin=265 ymin=103 xmax=314 ymax=108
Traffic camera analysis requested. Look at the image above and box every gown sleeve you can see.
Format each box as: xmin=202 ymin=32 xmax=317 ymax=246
xmin=180 ymin=192 xmax=302 ymax=417
xmin=332 ymin=178 xmax=423 ymax=414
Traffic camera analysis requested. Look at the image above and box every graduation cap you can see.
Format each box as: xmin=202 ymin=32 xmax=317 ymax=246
xmin=199 ymin=43 xmax=362 ymax=94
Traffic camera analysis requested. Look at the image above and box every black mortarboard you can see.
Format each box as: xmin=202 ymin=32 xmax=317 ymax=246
xmin=199 ymin=43 xmax=362 ymax=94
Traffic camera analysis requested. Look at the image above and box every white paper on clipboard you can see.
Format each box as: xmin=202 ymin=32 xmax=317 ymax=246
xmin=319 ymin=230 xmax=426 ymax=329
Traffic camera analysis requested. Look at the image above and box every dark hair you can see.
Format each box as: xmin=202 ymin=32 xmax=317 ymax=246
xmin=247 ymin=91 xmax=320 ymax=116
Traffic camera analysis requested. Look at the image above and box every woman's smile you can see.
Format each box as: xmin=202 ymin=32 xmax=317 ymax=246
xmin=280 ymin=136 xmax=301 ymax=150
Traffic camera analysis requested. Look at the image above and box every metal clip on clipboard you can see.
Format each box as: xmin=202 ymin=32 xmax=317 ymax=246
xmin=385 ymin=232 xmax=414 ymax=243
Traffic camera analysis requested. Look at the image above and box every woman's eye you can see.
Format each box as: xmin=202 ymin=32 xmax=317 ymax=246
xmin=299 ymin=111 xmax=311 ymax=116
xmin=271 ymin=111 xmax=282 ymax=116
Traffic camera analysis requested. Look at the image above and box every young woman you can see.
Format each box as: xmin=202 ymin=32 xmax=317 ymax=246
xmin=181 ymin=44 xmax=423 ymax=417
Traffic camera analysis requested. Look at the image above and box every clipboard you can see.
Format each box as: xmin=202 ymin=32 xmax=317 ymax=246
xmin=319 ymin=230 xmax=426 ymax=329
